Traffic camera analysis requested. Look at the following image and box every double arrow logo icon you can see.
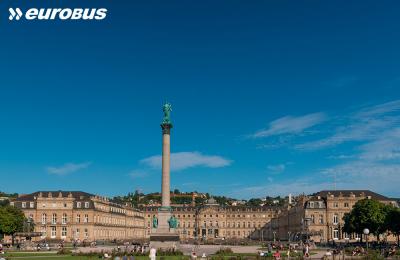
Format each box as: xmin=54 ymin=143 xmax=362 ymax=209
xmin=9 ymin=8 xmax=23 ymax=20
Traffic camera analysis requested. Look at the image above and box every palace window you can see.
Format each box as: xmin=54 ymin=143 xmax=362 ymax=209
xmin=333 ymin=214 xmax=339 ymax=225
xmin=77 ymin=202 xmax=81 ymax=208
xmin=22 ymin=202 xmax=26 ymax=208
xmin=333 ymin=229 xmax=339 ymax=240
xmin=311 ymin=215 xmax=315 ymax=224
xmin=42 ymin=213 xmax=47 ymax=224
xmin=309 ymin=202 xmax=314 ymax=208
xmin=344 ymin=202 xmax=349 ymax=208
xmin=76 ymin=214 xmax=81 ymax=223
xmin=84 ymin=214 xmax=89 ymax=223
xmin=76 ymin=228 xmax=80 ymax=238
xmin=51 ymin=226 xmax=57 ymax=238
xmin=41 ymin=226 xmax=46 ymax=237
xmin=333 ymin=202 xmax=339 ymax=208
xmin=61 ymin=227 xmax=67 ymax=237
xmin=30 ymin=202 xmax=34 ymax=208
xmin=84 ymin=228 xmax=89 ymax=238
xmin=319 ymin=214 xmax=324 ymax=224
xmin=85 ymin=202 xmax=89 ymax=208
xmin=52 ymin=213 xmax=57 ymax=224
xmin=62 ymin=213 xmax=67 ymax=224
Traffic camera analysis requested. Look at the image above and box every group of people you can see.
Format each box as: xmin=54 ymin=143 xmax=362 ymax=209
xmin=351 ymin=246 xmax=366 ymax=256
xmin=382 ymin=245 xmax=397 ymax=257
xmin=189 ymin=251 xmax=207 ymax=259
xmin=259 ymin=243 xmax=310 ymax=259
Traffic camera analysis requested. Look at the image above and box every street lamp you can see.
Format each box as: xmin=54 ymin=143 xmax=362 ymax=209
xmin=363 ymin=228 xmax=370 ymax=251
xmin=273 ymin=231 xmax=276 ymax=243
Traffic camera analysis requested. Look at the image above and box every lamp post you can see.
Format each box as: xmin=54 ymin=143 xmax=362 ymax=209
xmin=273 ymin=231 xmax=276 ymax=243
xmin=363 ymin=228 xmax=370 ymax=252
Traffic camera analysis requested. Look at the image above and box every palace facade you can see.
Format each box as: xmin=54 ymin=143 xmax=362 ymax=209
xmin=251 ymin=190 xmax=399 ymax=243
xmin=142 ymin=198 xmax=282 ymax=240
xmin=12 ymin=191 xmax=146 ymax=242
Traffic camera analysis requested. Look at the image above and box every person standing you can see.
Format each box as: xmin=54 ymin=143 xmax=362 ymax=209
xmin=149 ymin=247 xmax=156 ymax=260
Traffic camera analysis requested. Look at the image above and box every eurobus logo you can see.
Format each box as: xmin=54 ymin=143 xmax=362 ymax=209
xmin=8 ymin=8 xmax=107 ymax=21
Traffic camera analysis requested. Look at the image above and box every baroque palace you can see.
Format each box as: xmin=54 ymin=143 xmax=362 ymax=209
xmin=11 ymin=189 xmax=398 ymax=243
xmin=251 ymin=190 xmax=399 ymax=243
xmin=142 ymin=198 xmax=282 ymax=240
xmin=12 ymin=191 xmax=145 ymax=242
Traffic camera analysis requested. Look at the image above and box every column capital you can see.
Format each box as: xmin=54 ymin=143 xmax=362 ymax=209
xmin=161 ymin=123 xmax=173 ymax=134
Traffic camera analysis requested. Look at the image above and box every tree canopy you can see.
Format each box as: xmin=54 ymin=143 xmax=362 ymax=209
xmin=0 ymin=205 xmax=25 ymax=235
xmin=343 ymin=198 xmax=400 ymax=243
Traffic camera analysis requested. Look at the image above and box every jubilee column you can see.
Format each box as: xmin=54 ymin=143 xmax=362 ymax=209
xmin=161 ymin=103 xmax=172 ymax=208
xmin=150 ymin=102 xmax=179 ymax=248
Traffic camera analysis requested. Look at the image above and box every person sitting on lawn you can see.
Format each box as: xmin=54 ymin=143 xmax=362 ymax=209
xmin=273 ymin=250 xmax=281 ymax=260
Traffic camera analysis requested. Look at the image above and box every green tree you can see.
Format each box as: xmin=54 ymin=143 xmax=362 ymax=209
xmin=385 ymin=207 xmax=400 ymax=246
xmin=342 ymin=199 xmax=387 ymax=240
xmin=0 ymin=205 xmax=25 ymax=237
xmin=246 ymin=198 xmax=263 ymax=207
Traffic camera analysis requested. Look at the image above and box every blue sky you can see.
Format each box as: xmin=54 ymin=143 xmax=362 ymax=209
xmin=1 ymin=1 xmax=400 ymax=199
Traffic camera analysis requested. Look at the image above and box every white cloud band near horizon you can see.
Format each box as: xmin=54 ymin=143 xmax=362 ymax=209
xmin=140 ymin=151 xmax=232 ymax=171
xmin=252 ymin=112 xmax=326 ymax=138
xmin=46 ymin=162 xmax=92 ymax=175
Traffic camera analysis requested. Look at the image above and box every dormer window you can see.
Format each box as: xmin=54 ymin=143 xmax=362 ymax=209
xmin=85 ymin=202 xmax=89 ymax=208
xmin=309 ymin=202 xmax=314 ymax=208
xmin=77 ymin=202 xmax=81 ymax=208
xmin=22 ymin=202 xmax=26 ymax=208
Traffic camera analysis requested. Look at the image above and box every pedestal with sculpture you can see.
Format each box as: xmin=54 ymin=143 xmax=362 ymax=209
xmin=149 ymin=103 xmax=180 ymax=249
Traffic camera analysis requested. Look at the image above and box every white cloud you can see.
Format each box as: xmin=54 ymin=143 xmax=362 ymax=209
xmin=321 ymin=160 xmax=400 ymax=196
xmin=129 ymin=170 xmax=149 ymax=179
xmin=297 ymin=100 xmax=400 ymax=150
xmin=297 ymin=117 xmax=396 ymax=150
xmin=252 ymin=112 xmax=326 ymax=138
xmin=358 ymin=128 xmax=400 ymax=161
xmin=140 ymin=151 xmax=232 ymax=171
xmin=267 ymin=164 xmax=286 ymax=174
xmin=242 ymin=99 xmax=400 ymax=198
xmin=46 ymin=162 xmax=92 ymax=175
xmin=356 ymin=100 xmax=400 ymax=117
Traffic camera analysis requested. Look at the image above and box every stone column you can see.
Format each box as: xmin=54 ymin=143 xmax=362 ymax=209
xmin=161 ymin=123 xmax=172 ymax=207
